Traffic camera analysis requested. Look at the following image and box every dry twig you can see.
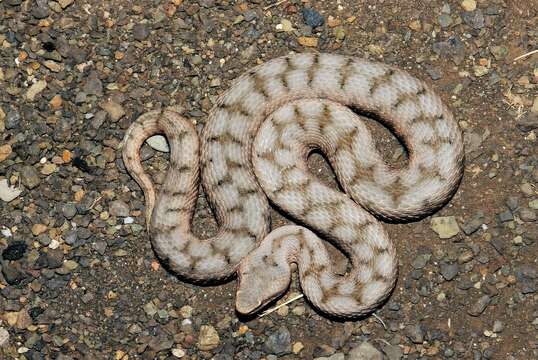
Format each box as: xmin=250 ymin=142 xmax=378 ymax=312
xmin=263 ymin=0 xmax=288 ymax=11
xmin=513 ymin=49 xmax=538 ymax=62
xmin=259 ymin=293 xmax=304 ymax=317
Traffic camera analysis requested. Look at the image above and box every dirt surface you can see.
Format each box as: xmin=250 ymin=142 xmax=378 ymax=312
xmin=1 ymin=0 xmax=537 ymax=359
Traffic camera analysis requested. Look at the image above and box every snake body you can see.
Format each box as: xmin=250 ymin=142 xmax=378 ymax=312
xmin=122 ymin=53 xmax=464 ymax=317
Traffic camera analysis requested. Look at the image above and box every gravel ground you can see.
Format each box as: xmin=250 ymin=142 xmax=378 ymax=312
xmin=1 ymin=0 xmax=537 ymax=359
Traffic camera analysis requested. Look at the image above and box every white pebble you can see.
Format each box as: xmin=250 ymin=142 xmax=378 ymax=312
xmin=146 ymin=135 xmax=169 ymax=152
xmin=124 ymin=216 xmax=134 ymax=224
xmin=0 ymin=179 xmax=22 ymax=203
xmin=172 ymin=348 xmax=186 ymax=358
xmin=49 ymin=239 xmax=60 ymax=249
xmin=1 ymin=227 xmax=13 ymax=237
xmin=0 ymin=327 xmax=9 ymax=347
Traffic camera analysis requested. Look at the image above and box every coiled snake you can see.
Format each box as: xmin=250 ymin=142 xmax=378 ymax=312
xmin=121 ymin=53 xmax=464 ymax=317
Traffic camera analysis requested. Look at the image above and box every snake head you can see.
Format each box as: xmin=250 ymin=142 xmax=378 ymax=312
xmin=235 ymin=254 xmax=292 ymax=315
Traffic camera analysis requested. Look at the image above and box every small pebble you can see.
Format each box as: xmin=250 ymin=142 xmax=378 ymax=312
xmin=26 ymin=80 xmax=47 ymax=101
xmin=61 ymin=203 xmax=78 ymax=219
xmin=297 ymin=36 xmax=319 ymax=47
xmin=143 ymin=302 xmax=157 ymax=316
xmin=462 ymin=212 xmax=484 ymax=235
xmin=520 ymin=182 xmax=534 ymax=196
xmin=31 ymin=0 xmax=49 ymax=19
xmin=438 ymin=14 xmax=453 ymax=28
xmin=109 ymin=200 xmax=130 ymax=217
xmin=431 ymin=216 xmax=460 ymax=239
xmin=31 ymin=224 xmax=48 ymax=236
xmin=405 ymin=324 xmax=424 ymax=344
xmin=0 ymin=179 xmax=22 ymax=202
xmin=498 ymin=209 xmax=513 ymax=223
xmin=197 ymin=325 xmax=220 ymax=351
xmin=348 ymin=341 xmax=383 ymax=359
xmin=2 ymin=241 xmax=27 ymax=261
xmin=468 ymin=295 xmax=491 ymax=316
xmin=493 ymin=320 xmax=504 ymax=333
xmin=172 ymin=348 xmax=186 ymax=358
xmin=519 ymin=208 xmax=536 ymax=222
xmin=264 ymin=327 xmax=292 ymax=356
xmin=20 ymin=165 xmax=41 ymax=189
xmin=133 ymin=23 xmax=150 ymax=40
xmin=99 ymin=100 xmax=125 ymax=122
xmin=461 ymin=0 xmax=477 ymax=12
xmin=0 ymin=327 xmax=9 ymax=347
xmin=302 ymin=8 xmax=324 ymax=28
xmin=292 ymin=341 xmax=304 ymax=354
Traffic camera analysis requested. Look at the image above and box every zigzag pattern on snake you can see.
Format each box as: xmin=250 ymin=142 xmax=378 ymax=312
xmin=121 ymin=53 xmax=464 ymax=318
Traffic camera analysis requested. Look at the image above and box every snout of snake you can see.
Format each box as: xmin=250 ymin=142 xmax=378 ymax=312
xmin=121 ymin=53 xmax=464 ymax=318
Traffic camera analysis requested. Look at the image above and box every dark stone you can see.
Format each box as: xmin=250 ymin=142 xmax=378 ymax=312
xmin=411 ymin=269 xmax=423 ymax=280
xmin=31 ymin=0 xmax=49 ymax=19
xmin=2 ymin=241 xmax=27 ymax=261
xmin=244 ymin=10 xmax=257 ymax=21
xmin=462 ymin=9 xmax=485 ymax=30
xmin=61 ymin=203 xmax=77 ymax=220
xmin=264 ymin=327 xmax=291 ymax=355
xmin=516 ymin=264 xmax=538 ymax=279
xmin=440 ymin=263 xmax=459 ymax=281
xmin=462 ymin=212 xmax=484 ymax=235
xmin=426 ymin=66 xmax=442 ymax=80
xmin=82 ymin=71 xmax=103 ymax=96
xmin=2 ymin=262 xmax=28 ymax=285
xmin=45 ymin=248 xmax=64 ymax=269
xmin=313 ymin=344 xmax=336 ymax=357
xmin=64 ymin=230 xmax=78 ymax=245
xmin=133 ymin=24 xmax=151 ymax=41
xmin=405 ymin=323 xmax=424 ymax=344
xmin=438 ymin=14 xmax=453 ymax=28
xmin=411 ymin=254 xmax=430 ymax=269
xmin=504 ymin=197 xmax=518 ymax=211
xmin=457 ymin=278 xmax=473 ymax=290
xmin=77 ymin=227 xmax=92 ymax=240
xmin=302 ymin=8 xmax=324 ymax=28
xmin=468 ymin=295 xmax=491 ymax=316
xmin=1 ymin=286 xmax=22 ymax=299
xmin=490 ymin=238 xmax=505 ymax=254
xmin=93 ymin=241 xmax=107 ymax=256
xmin=484 ymin=6 xmax=501 ymax=15
xmin=497 ymin=209 xmax=513 ymax=223
xmin=29 ymin=307 xmax=45 ymax=320
xmin=46 ymin=276 xmax=70 ymax=289
xmin=34 ymin=253 xmax=49 ymax=269
xmin=519 ymin=208 xmax=536 ymax=222
xmin=516 ymin=113 xmax=538 ymax=132
xmin=433 ymin=37 xmax=465 ymax=65
xmin=519 ymin=279 xmax=536 ymax=294
xmin=5 ymin=109 xmax=21 ymax=129
xmin=72 ymin=157 xmax=92 ymax=173
xmin=42 ymin=41 xmax=56 ymax=52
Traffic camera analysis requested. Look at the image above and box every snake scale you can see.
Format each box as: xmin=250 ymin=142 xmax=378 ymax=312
xmin=121 ymin=53 xmax=464 ymax=318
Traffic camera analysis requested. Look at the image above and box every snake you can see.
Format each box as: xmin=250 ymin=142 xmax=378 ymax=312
xmin=121 ymin=53 xmax=464 ymax=318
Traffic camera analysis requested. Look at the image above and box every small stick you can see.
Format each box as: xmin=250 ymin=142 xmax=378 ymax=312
xmin=259 ymin=293 xmax=304 ymax=317
xmin=513 ymin=49 xmax=538 ymax=62
xmin=263 ymin=0 xmax=288 ymax=11
xmin=88 ymin=196 xmax=103 ymax=210
xmin=373 ymin=338 xmax=392 ymax=346
xmin=372 ymin=313 xmax=387 ymax=330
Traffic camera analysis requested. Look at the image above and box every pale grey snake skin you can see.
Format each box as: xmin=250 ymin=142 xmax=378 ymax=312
xmin=121 ymin=53 xmax=464 ymax=318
